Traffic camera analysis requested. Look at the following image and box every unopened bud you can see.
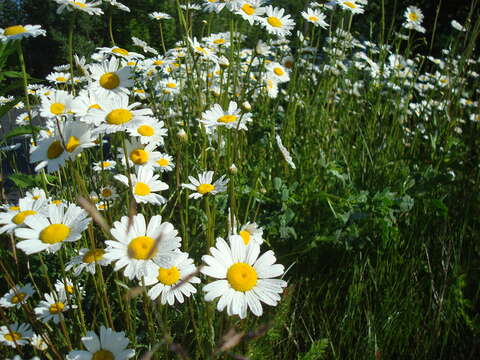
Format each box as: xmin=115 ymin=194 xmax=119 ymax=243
xmin=242 ymin=101 xmax=251 ymax=111
xmin=229 ymin=163 xmax=238 ymax=174
xmin=177 ymin=129 xmax=188 ymax=142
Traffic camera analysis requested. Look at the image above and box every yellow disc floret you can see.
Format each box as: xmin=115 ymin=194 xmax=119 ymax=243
xmin=130 ymin=149 xmax=149 ymax=164
xmin=128 ymin=236 xmax=157 ymax=260
xmin=4 ymin=332 xmax=21 ymax=342
xmin=4 ymin=25 xmax=27 ymax=36
xmin=112 ymin=47 xmax=129 ymax=56
xmin=197 ymin=183 xmax=215 ymax=195
xmin=157 ymin=158 xmax=170 ymax=167
xmin=99 ymin=72 xmax=120 ymax=90
xmin=157 ymin=266 xmax=181 ymax=285
xmin=11 ymin=292 xmax=26 ymax=304
xmin=227 ymin=262 xmax=258 ymax=292
xmin=49 ymin=301 xmax=65 ymax=314
xmin=50 ymin=102 xmax=65 ymax=115
xmin=239 ymin=230 xmax=251 ymax=245
xmin=12 ymin=210 xmax=37 ymax=225
xmin=106 ymin=109 xmax=133 ymax=125
xmin=137 ymin=125 xmax=154 ymax=136
xmin=134 ymin=182 xmax=151 ymax=196
xmin=92 ymin=350 xmax=115 ymax=360
xmin=47 ymin=141 xmax=64 ymax=159
xmin=267 ymin=16 xmax=283 ymax=28
xmin=65 ymin=136 xmax=80 ymax=153
xmin=217 ymin=114 xmax=237 ymax=123
xmin=39 ymin=224 xmax=70 ymax=244
xmin=241 ymin=3 xmax=255 ymax=15
xmin=83 ymin=249 xmax=105 ymax=263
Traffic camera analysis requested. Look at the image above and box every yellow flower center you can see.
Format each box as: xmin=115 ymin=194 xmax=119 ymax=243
xmin=197 ymin=183 xmax=215 ymax=194
xmin=130 ymin=149 xmax=149 ymax=164
xmin=106 ymin=109 xmax=133 ymax=125
xmin=227 ymin=262 xmax=258 ymax=292
xmin=11 ymin=292 xmax=26 ymax=304
xmin=12 ymin=210 xmax=37 ymax=225
xmin=99 ymin=72 xmax=120 ymax=90
xmin=239 ymin=230 xmax=251 ymax=245
xmin=217 ymin=114 xmax=237 ymax=123
xmin=49 ymin=302 xmax=65 ymax=314
xmin=9 ymin=206 xmax=20 ymax=211
xmin=89 ymin=104 xmax=102 ymax=110
xmin=51 ymin=200 xmax=63 ymax=205
xmin=267 ymin=16 xmax=283 ymax=28
xmin=195 ymin=46 xmax=208 ymax=55
xmin=50 ymin=102 xmax=66 ymax=115
xmin=65 ymin=136 xmax=80 ymax=153
xmin=166 ymin=82 xmax=177 ymax=88
xmin=154 ymin=60 xmax=164 ymax=66
xmin=56 ymin=76 xmax=67 ymax=82
xmin=4 ymin=25 xmax=27 ymax=36
xmin=134 ymin=182 xmax=151 ymax=196
xmin=82 ymin=249 xmax=105 ymax=263
xmin=344 ymin=1 xmax=357 ymax=9
xmin=241 ymin=3 xmax=255 ymax=15
xmin=39 ymin=224 xmax=70 ymax=244
xmin=213 ymin=38 xmax=226 ymax=45
xmin=273 ymin=67 xmax=285 ymax=76
xmin=112 ymin=47 xmax=129 ymax=56
xmin=4 ymin=332 xmax=21 ymax=342
xmin=128 ymin=236 xmax=157 ymax=260
xmin=284 ymin=60 xmax=294 ymax=69
xmin=101 ymin=161 xmax=111 ymax=168
xmin=33 ymin=195 xmax=40 ymax=200
xmin=72 ymin=1 xmax=86 ymax=8
xmin=92 ymin=350 xmax=115 ymax=360
xmin=408 ymin=12 xmax=418 ymax=21
xmin=137 ymin=125 xmax=154 ymax=136
xmin=47 ymin=140 xmax=64 ymax=159
xmin=101 ymin=188 xmax=112 ymax=197
xmin=157 ymin=266 xmax=181 ymax=285
xmin=65 ymin=285 xmax=74 ymax=294
xmin=157 ymin=158 xmax=170 ymax=167
xmin=308 ymin=16 xmax=319 ymax=22
xmin=134 ymin=89 xmax=145 ymax=94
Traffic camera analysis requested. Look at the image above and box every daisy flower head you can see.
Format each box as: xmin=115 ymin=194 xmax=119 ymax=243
xmin=0 ymin=323 xmax=33 ymax=347
xmin=155 ymin=153 xmax=175 ymax=173
xmin=97 ymin=46 xmax=144 ymax=61
xmin=114 ymin=167 xmax=168 ymax=205
xmin=66 ymin=248 xmax=110 ymax=276
xmin=403 ymin=6 xmax=426 ymax=33
xmin=336 ymin=0 xmax=365 ymax=15
xmin=182 ymin=171 xmax=229 ymax=199
xmin=39 ymin=89 xmax=74 ymax=118
xmin=46 ymin=71 xmax=71 ymax=85
xmin=98 ymin=186 xmax=118 ymax=201
xmin=15 ymin=203 xmax=90 ymax=255
xmin=132 ymin=36 xmax=158 ymax=55
xmin=266 ymin=62 xmax=290 ymax=83
xmin=71 ymin=90 xmax=105 ymax=118
xmin=144 ymin=251 xmax=200 ymax=305
xmin=31 ymin=333 xmax=49 ymax=351
xmin=202 ymin=235 xmax=287 ymax=319
xmin=199 ymin=101 xmax=252 ymax=130
xmin=188 ymin=37 xmax=219 ymax=63
xmin=238 ymin=222 xmax=264 ymax=245
xmin=88 ymin=57 xmax=134 ymax=98
xmin=301 ymin=8 xmax=329 ymax=28
xmin=104 ymin=213 xmax=181 ymax=280
xmin=54 ymin=0 xmax=103 ymax=15
xmin=67 ymin=326 xmax=134 ymax=360
xmin=85 ymin=93 xmax=153 ymax=135
xmin=0 ymin=25 xmax=46 ymax=42
xmin=54 ymin=278 xmax=84 ymax=298
xmin=264 ymin=77 xmax=279 ymax=98
xmin=104 ymin=0 xmax=131 ymax=12
xmin=93 ymin=160 xmax=116 ymax=172
xmin=0 ymin=284 xmax=35 ymax=309
xmin=149 ymin=11 xmax=173 ymax=20
xmin=25 ymin=187 xmax=48 ymax=201
xmin=117 ymin=138 xmax=162 ymax=170
xmin=260 ymin=6 xmax=296 ymax=37
xmin=35 ymin=291 xmax=76 ymax=324
xmin=235 ymin=0 xmax=266 ymax=25
xmin=204 ymin=32 xmax=232 ymax=48
xmin=127 ymin=118 xmax=167 ymax=146
xmin=0 ymin=197 xmax=47 ymax=235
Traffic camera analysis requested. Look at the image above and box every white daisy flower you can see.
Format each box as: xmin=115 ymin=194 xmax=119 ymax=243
xmin=93 ymin=160 xmax=117 ymax=172
xmin=155 ymin=153 xmax=175 ymax=173
xmin=132 ymin=36 xmax=158 ymax=55
xmin=157 ymin=77 xmax=181 ymax=96
xmin=144 ymin=251 xmax=200 ymax=305
xmin=301 ymin=8 xmax=329 ymax=28
xmin=235 ymin=0 xmax=266 ymax=25
xmin=114 ymin=167 xmax=168 ymax=205
xmin=337 ymin=0 xmax=365 ymax=15
xmin=39 ymin=90 xmax=74 ymax=118
xmin=15 ymin=203 xmax=90 ymax=255
xmin=66 ymin=326 xmax=134 ymax=360
xmin=0 ymin=197 xmax=47 ymax=235
xmin=238 ymin=222 xmax=264 ymax=246
xmin=0 ymin=323 xmax=33 ymax=347
xmin=0 ymin=25 xmax=46 ymax=42
xmin=15 ymin=111 xmax=37 ymax=126
xmin=34 ymin=292 xmax=76 ymax=324
xmin=30 ymin=333 xmax=48 ymax=351
xmin=46 ymin=72 xmax=71 ymax=85
xmin=54 ymin=0 xmax=103 ymax=15
xmin=260 ymin=6 xmax=296 ymax=37
xmin=26 ymin=187 xmax=48 ymax=201
xmin=98 ymin=186 xmax=118 ymax=201
xmin=71 ymin=90 xmax=105 ymax=118
xmin=0 ymin=284 xmax=35 ymax=309
xmin=104 ymin=0 xmax=131 ymax=12
xmin=126 ymin=118 xmax=167 ymax=146
xmin=199 ymin=101 xmax=252 ymax=130
xmin=54 ymin=278 xmax=85 ymax=298
xmin=117 ymin=138 xmax=162 ymax=170
xmin=265 ymin=62 xmax=290 ymax=83
xmin=181 ymin=171 xmax=229 ymax=199
xmin=97 ymin=46 xmax=144 ymax=61
xmin=403 ymin=6 xmax=425 ymax=33
xmin=104 ymin=214 xmax=181 ymax=280
xmin=87 ymin=57 xmax=134 ymax=98
xmin=202 ymin=235 xmax=287 ymax=319
xmin=65 ymin=248 xmax=110 ymax=276
xmin=188 ymin=37 xmax=219 ymax=63
xmin=149 ymin=11 xmax=173 ymax=20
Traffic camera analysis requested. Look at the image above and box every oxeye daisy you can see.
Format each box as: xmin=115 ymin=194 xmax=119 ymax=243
xmin=0 ymin=25 xmax=46 ymax=42
xmin=264 ymin=78 xmax=279 ymax=98
xmin=199 ymin=101 xmax=252 ymax=130
xmin=25 ymin=187 xmax=48 ymax=201
xmin=66 ymin=326 xmax=135 ymax=360
xmin=127 ymin=118 xmax=168 ymax=146
xmin=157 ymin=77 xmax=181 ymax=96
xmin=181 ymin=171 xmax=229 ymax=199
xmin=0 ymin=197 xmax=47 ymax=235
xmin=188 ymin=37 xmax=219 ymax=63
xmin=336 ymin=0 xmax=365 ymax=15
xmin=266 ymin=62 xmax=290 ymax=83
xmin=34 ymin=292 xmax=76 ymax=324
xmin=0 ymin=284 xmax=35 ymax=309
xmin=202 ymin=235 xmax=287 ymax=319
xmin=39 ymin=90 xmax=74 ymax=118
xmin=71 ymin=90 xmax=105 ymax=118
xmin=97 ymin=46 xmax=144 ymax=61
xmin=143 ymin=251 xmax=200 ymax=305
xmin=31 ymin=333 xmax=49 ymax=351
xmin=117 ymin=139 xmax=162 ymax=169
xmin=260 ymin=6 xmax=295 ymax=37
xmin=93 ymin=160 xmax=116 ymax=172
xmin=235 ymin=0 xmax=266 ymax=25
xmin=54 ymin=278 xmax=85 ymax=298
xmin=149 ymin=11 xmax=173 ymax=20
xmin=88 ymin=57 xmax=134 ymax=98
xmin=65 ymin=248 xmax=110 ymax=276
xmin=0 ymin=323 xmax=33 ymax=347
xmin=46 ymin=72 xmax=71 ymax=85
xmin=402 ymin=6 xmax=426 ymax=33
xmin=105 ymin=0 xmax=131 ymax=12
xmin=104 ymin=213 xmax=181 ymax=280
xmin=15 ymin=203 xmax=90 ymax=255
xmin=54 ymin=0 xmax=103 ymax=15
xmin=114 ymin=167 xmax=169 ymax=205
xmin=238 ymin=222 xmax=264 ymax=245
xmin=301 ymin=8 xmax=329 ymax=28
xmin=98 ymin=186 xmax=118 ymax=201
xmin=204 ymin=32 xmax=232 ymax=48
xmin=155 ymin=153 xmax=175 ymax=173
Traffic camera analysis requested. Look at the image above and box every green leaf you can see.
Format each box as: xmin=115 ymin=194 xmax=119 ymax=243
xmin=8 ymin=174 xmax=37 ymax=188
xmin=298 ymin=338 xmax=329 ymax=360
xmin=2 ymin=125 xmax=41 ymax=141
xmin=0 ymin=97 xmax=21 ymax=118
xmin=2 ymin=71 xmax=24 ymax=79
